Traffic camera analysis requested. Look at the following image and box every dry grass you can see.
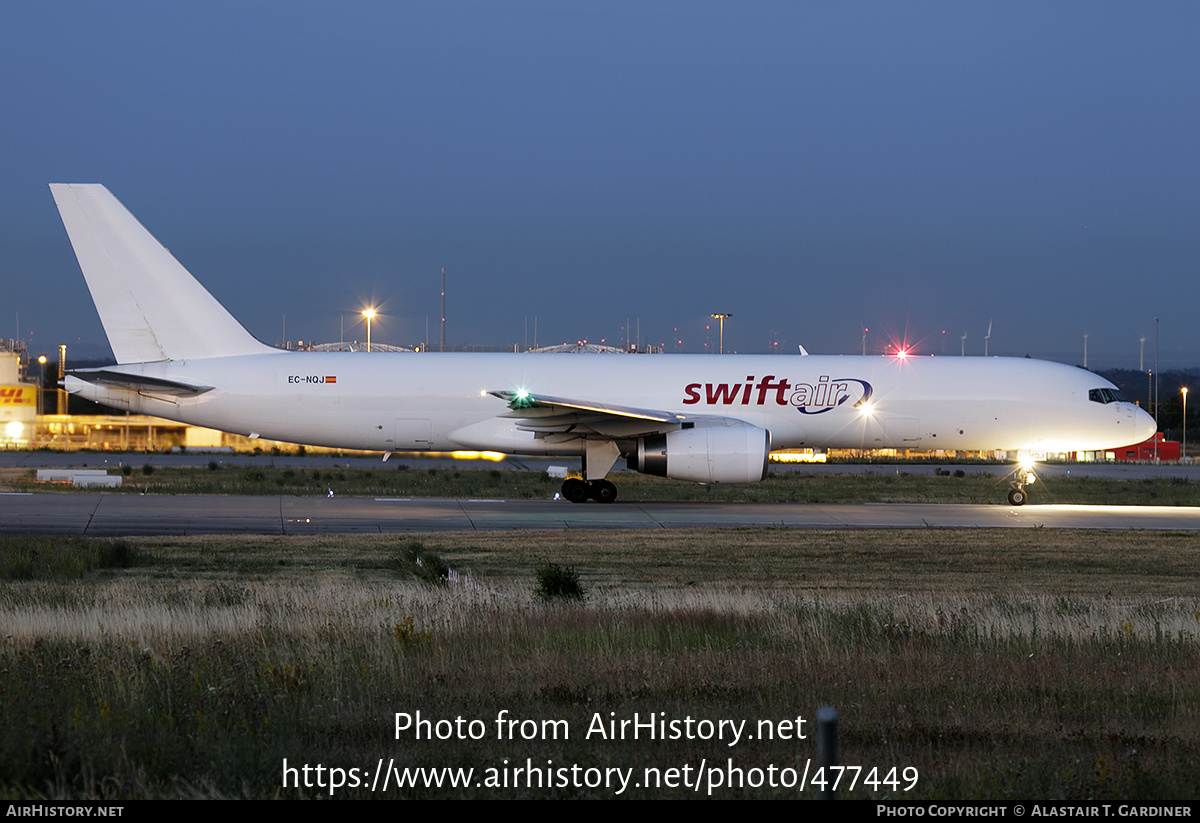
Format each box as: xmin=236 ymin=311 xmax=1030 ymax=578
xmin=80 ymin=528 xmax=1199 ymax=595
xmin=6 ymin=464 xmax=1200 ymax=506
xmin=2 ymin=529 xmax=1199 ymax=799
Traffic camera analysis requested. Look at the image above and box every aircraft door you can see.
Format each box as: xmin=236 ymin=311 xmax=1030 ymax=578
xmin=394 ymin=418 xmax=432 ymax=450
xmin=884 ymin=417 xmax=922 ymax=446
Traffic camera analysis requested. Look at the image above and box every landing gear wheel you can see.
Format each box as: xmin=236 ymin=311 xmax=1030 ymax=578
xmin=1007 ymin=487 xmax=1027 ymax=506
xmin=562 ymin=478 xmax=590 ymax=504
xmin=590 ymin=479 xmax=618 ymax=504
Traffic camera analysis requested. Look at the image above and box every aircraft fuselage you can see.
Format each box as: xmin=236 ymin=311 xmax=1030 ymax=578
xmin=67 ymin=351 xmax=1153 ymax=458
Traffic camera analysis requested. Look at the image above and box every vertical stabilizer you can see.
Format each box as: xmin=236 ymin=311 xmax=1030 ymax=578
xmin=50 ymin=184 xmax=276 ymax=363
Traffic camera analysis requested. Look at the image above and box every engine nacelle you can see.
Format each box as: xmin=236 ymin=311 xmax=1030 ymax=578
xmin=630 ymin=425 xmax=770 ymax=484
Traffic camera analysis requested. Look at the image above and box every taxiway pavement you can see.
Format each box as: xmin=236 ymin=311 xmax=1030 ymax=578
xmin=2 ymin=451 xmax=1198 ymax=482
xmin=2 ymin=493 xmax=1198 ymax=535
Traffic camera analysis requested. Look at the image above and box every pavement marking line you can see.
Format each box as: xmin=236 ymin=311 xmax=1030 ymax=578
xmin=456 ymin=498 xmax=479 ymax=531
xmin=83 ymin=494 xmax=104 ymax=536
xmin=629 ymin=503 xmax=667 ymax=529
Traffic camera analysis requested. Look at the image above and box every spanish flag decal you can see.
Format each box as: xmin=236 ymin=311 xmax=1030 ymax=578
xmin=326 ymin=376 xmax=337 ymax=383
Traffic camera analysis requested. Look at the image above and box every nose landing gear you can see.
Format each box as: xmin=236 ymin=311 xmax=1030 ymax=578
xmin=1007 ymin=458 xmax=1037 ymax=506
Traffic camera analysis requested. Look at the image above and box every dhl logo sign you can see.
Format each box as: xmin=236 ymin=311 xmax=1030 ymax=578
xmin=0 ymin=386 xmax=36 ymax=407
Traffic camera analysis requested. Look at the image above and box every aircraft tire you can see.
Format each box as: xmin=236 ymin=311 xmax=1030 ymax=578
xmin=1007 ymin=487 xmax=1027 ymax=506
xmin=562 ymin=478 xmax=590 ymax=504
xmin=590 ymin=479 xmax=618 ymax=504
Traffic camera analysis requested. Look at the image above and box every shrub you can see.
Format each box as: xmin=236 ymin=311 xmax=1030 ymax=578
xmin=535 ymin=562 xmax=585 ymax=602
xmin=0 ymin=537 xmax=147 ymax=580
xmin=98 ymin=539 xmax=145 ymax=569
xmin=393 ymin=616 xmax=431 ymax=648
xmin=389 ymin=541 xmax=450 ymax=586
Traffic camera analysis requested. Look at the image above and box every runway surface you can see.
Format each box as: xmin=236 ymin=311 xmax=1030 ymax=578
xmin=2 ymin=450 xmax=1198 ymax=482
xmin=3 ymin=493 xmax=1199 ymax=535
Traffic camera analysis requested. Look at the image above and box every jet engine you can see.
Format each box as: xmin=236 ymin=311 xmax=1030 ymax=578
xmin=630 ymin=425 xmax=770 ymax=484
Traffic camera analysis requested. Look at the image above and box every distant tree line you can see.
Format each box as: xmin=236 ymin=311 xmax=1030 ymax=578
xmin=1099 ymin=368 xmax=1198 ymax=448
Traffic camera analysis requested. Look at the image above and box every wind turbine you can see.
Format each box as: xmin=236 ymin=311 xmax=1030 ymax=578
xmin=984 ymin=320 xmax=992 ymax=357
xmin=960 ymin=328 xmax=967 ymax=356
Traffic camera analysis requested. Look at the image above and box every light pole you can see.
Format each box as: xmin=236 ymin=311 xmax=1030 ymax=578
xmin=710 ymin=313 xmax=731 ymax=354
xmin=362 ymin=308 xmax=376 ymax=352
xmin=1155 ymin=317 xmax=1160 ymax=461
xmin=57 ymin=344 xmax=67 ymax=415
xmin=37 ymin=355 xmax=46 ymax=417
xmin=1183 ymin=387 xmax=1189 ymax=461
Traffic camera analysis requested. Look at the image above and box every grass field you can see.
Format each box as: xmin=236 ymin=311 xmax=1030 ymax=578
xmin=4 ymin=463 xmax=1199 ymax=506
xmin=3 ymin=527 xmax=1200 ymax=799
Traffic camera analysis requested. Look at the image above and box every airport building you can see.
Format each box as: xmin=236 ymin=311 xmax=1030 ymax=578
xmin=1102 ymin=432 xmax=1181 ymax=462
xmin=0 ymin=341 xmax=37 ymax=448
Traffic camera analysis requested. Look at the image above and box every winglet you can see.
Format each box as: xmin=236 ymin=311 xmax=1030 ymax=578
xmin=50 ymin=184 xmax=277 ymax=364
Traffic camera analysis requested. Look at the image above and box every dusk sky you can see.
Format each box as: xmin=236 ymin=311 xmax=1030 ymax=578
xmin=3 ymin=2 xmax=1197 ymax=368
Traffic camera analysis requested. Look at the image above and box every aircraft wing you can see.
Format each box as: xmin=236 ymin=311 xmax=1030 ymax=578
xmin=489 ymin=389 xmax=691 ymax=438
xmin=68 ymin=369 xmax=213 ymax=397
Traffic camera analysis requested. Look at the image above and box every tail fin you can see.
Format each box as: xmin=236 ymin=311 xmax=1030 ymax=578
xmin=50 ymin=184 xmax=276 ymax=364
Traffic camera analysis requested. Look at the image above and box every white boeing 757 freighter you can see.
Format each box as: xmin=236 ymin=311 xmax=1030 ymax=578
xmin=50 ymin=184 xmax=1155 ymax=505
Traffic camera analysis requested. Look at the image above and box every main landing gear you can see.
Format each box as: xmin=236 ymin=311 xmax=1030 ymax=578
xmin=561 ymin=477 xmax=617 ymax=504
xmin=561 ymin=441 xmax=622 ymax=504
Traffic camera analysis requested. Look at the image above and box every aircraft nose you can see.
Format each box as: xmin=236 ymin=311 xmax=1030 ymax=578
xmin=1133 ymin=405 xmax=1157 ymax=444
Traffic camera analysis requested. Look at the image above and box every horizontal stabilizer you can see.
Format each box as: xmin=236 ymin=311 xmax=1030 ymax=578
xmin=50 ymin=184 xmax=276 ymax=364
xmin=68 ymin=369 xmax=213 ymax=396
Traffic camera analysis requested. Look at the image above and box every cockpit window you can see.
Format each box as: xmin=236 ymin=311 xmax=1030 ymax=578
xmin=1089 ymin=388 xmax=1128 ymax=404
